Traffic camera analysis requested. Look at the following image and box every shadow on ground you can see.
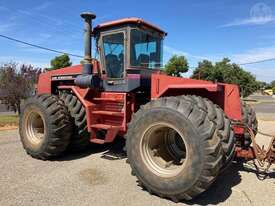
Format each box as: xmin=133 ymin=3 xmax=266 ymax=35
xmin=189 ymin=161 xmax=275 ymax=205
xmin=239 ymin=161 xmax=275 ymax=179
xmin=54 ymin=139 xmax=274 ymax=205
xmin=55 ymin=138 xmax=126 ymax=162
xmin=185 ymin=163 xmax=241 ymax=205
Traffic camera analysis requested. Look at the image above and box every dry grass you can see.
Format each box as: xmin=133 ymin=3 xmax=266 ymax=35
xmin=0 ymin=115 xmax=19 ymax=127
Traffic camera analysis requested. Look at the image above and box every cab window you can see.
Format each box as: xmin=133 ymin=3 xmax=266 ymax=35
xmin=102 ymin=32 xmax=124 ymax=78
xmin=130 ymin=29 xmax=163 ymax=68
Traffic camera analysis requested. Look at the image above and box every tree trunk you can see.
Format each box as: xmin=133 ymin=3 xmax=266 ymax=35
xmin=16 ymin=101 xmax=21 ymax=114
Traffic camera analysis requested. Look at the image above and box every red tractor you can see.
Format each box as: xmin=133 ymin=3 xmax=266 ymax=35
xmin=19 ymin=12 xmax=270 ymax=202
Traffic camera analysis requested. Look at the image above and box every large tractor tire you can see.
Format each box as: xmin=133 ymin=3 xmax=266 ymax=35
xmin=126 ymin=96 xmax=226 ymax=201
xmin=60 ymin=92 xmax=90 ymax=151
xmin=180 ymin=95 xmax=235 ymax=167
xmin=241 ymin=101 xmax=258 ymax=147
xmin=19 ymin=94 xmax=72 ymax=160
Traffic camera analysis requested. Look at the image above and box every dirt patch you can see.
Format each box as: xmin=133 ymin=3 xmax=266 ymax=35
xmin=0 ymin=124 xmax=18 ymax=131
xmin=257 ymin=114 xmax=275 ymax=122
xmin=258 ymin=118 xmax=275 ymax=122
xmin=79 ymin=168 xmax=108 ymax=186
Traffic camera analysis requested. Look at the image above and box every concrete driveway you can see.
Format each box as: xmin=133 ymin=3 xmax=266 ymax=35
xmin=0 ymin=119 xmax=274 ymax=206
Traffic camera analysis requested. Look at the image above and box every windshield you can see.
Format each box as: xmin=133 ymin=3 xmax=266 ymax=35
xmin=102 ymin=32 xmax=124 ymax=78
xmin=130 ymin=29 xmax=163 ymax=68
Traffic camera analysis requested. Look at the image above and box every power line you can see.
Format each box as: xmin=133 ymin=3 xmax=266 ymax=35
xmin=239 ymin=58 xmax=275 ymax=65
xmin=189 ymin=57 xmax=275 ymax=69
xmin=0 ymin=34 xmax=83 ymax=58
xmin=1 ymin=33 xmax=275 ymax=67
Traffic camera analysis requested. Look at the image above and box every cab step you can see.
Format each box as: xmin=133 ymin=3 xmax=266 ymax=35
xmin=91 ymin=110 xmax=124 ymax=117
xmin=93 ymin=97 xmax=124 ymax=102
xmin=90 ymin=139 xmax=105 ymax=144
xmin=91 ymin=124 xmax=122 ymax=130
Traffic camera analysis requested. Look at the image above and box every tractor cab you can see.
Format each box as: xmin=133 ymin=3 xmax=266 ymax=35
xmin=93 ymin=18 xmax=166 ymax=81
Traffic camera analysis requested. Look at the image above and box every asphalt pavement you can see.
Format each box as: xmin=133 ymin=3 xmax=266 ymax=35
xmin=248 ymin=95 xmax=275 ymax=121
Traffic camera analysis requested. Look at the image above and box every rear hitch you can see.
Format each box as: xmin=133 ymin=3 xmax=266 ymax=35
xmin=234 ymin=122 xmax=275 ymax=180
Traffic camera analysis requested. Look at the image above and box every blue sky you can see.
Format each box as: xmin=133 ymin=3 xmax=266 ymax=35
xmin=0 ymin=0 xmax=275 ymax=82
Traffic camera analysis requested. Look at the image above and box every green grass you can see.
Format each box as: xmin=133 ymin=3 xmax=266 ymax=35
xmin=0 ymin=115 xmax=19 ymax=126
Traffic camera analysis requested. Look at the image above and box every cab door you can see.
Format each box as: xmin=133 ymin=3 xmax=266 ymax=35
xmin=100 ymin=30 xmax=126 ymax=79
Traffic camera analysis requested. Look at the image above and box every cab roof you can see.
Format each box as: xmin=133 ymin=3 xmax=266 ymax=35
xmin=94 ymin=17 xmax=167 ymax=35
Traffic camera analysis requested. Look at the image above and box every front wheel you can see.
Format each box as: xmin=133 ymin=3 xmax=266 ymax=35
xmin=19 ymin=94 xmax=72 ymax=160
xmin=60 ymin=92 xmax=90 ymax=151
xmin=126 ymin=96 xmax=224 ymax=201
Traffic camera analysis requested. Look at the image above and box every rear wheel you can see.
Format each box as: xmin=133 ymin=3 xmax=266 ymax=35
xmin=19 ymin=94 xmax=72 ymax=160
xmin=126 ymin=96 xmax=224 ymax=201
xmin=180 ymin=95 xmax=235 ymax=167
xmin=241 ymin=101 xmax=258 ymax=147
xmin=60 ymin=92 xmax=90 ymax=151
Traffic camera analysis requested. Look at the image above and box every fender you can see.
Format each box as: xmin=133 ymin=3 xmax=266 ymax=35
xmin=151 ymin=73 xmax=242 ymax=124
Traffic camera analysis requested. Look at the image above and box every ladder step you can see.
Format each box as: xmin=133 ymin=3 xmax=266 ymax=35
xmin=92 ymin=110 xmax=124 ymax=117
xmin=93 ymin=97 xmax=124 ymax=102
xmin=90 ymin=139 xmax=105 ymax=144
xmin=91 ymin=124 xmax=121 ymax=130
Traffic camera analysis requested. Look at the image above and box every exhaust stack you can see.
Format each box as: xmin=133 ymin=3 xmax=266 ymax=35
xmin=75 ymin=12 xmax=97 ymax=88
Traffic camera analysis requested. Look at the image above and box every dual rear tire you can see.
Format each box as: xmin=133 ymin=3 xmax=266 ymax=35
xmin=126 ymin=95 xmax=236 ymax=201
xmin=241 ymin=101 xmax=258 ymax=147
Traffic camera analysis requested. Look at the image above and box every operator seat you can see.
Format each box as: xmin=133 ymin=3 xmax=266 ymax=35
xmin=149 ymin=52 xmax=159 ymax=67
xmin=137 ymin=54 xmax=149 ymax=68
xmin=105 ymin=54 xmax=122 ymax=78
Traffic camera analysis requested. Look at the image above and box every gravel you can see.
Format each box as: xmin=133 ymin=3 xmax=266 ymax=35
xmin=0 ymin=121 xmax=274 ymax=206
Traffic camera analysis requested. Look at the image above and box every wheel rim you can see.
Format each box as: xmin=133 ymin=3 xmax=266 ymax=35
xmin=25 ymin=110 xmax=45 ymax=145
xmin=140 ymin=122 xmax=188 ymax=178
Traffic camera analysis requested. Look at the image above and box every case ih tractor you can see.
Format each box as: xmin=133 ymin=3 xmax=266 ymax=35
xmin=19 ymin=12 xmax=274 ymax=202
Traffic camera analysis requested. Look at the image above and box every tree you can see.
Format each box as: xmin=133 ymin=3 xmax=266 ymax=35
xmin=0 ymin=63 xmax=41 ymax=113
xmin=270 ymin=80 xmax=275 ymax=88
xmin=192 ymin=58 xmax=259 ymax=97
xmin=258 ymin=81 xmax=268 ymax=90
xmin=165 ymin=55 xmax=189 ymax=77
xmin=48 ymin=54 xmax=72 ymax=70
xmin=192 ymin=60 xmax=215 ymax=80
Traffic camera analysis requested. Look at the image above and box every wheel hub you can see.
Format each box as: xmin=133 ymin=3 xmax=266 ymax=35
xmin=25 ymin=110 xmax=45 ymax=145
xmin=140 ymin=122 xmax=188 ymax=178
